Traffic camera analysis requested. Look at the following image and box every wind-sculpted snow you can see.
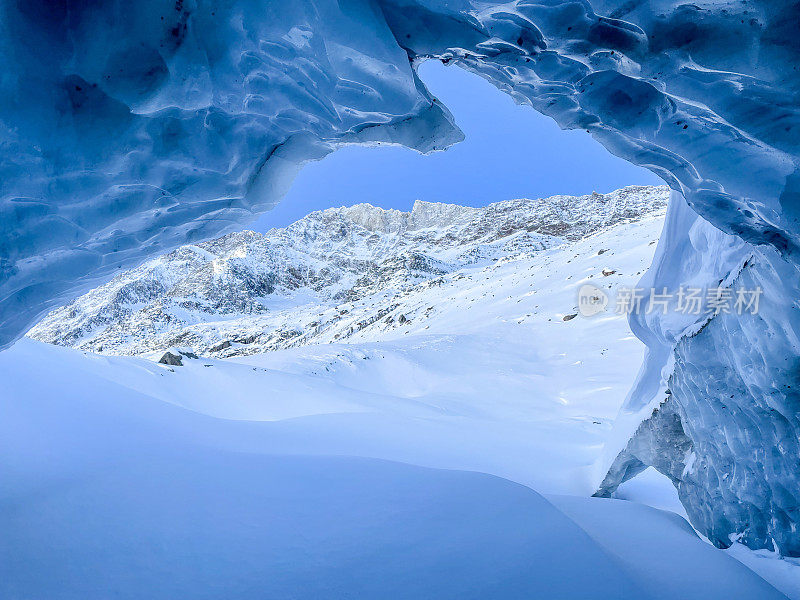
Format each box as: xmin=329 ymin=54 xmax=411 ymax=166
xmin=2 ymin=337 xmax=789 ymax=599
xmin=4 ymin=0 xmax=800 ymax=556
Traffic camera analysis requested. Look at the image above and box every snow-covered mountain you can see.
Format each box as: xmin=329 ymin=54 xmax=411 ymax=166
xmin=29 ymin=185 xmax=668 ymax=358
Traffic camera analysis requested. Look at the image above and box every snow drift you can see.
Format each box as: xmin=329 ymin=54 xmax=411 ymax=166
xmin=2 ymin=0 xmax=800 ymax=554
xmin=0 ymin=334 xmax=788 ymax=599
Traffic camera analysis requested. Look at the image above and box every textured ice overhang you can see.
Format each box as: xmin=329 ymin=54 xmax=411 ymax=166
xmin=0 ymin=0 xmax=465 ymax=348
xmin=2 ymin=0 xmax=800 ymax=554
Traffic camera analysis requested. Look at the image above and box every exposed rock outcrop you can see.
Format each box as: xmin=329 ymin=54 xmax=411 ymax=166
xmin=158 ymin=352 xmax=183 ymax=367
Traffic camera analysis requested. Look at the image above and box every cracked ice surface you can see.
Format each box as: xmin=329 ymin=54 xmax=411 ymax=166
xmin=2 ymin=0 xmax=800 ymax=554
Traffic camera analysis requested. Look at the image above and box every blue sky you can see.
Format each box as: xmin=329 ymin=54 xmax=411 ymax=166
xmin=253 ymin=61 xmax=662 ymax=230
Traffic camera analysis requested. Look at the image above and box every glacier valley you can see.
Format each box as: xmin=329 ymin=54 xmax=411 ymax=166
xmin=7 ymin=186 xmax=800 ymax=598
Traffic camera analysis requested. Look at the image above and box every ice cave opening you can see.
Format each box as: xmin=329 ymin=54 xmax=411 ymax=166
xmin=253 ymin=60 xmax=661 ymax=229
xmin=2 ymin=0 xmax=800 ymax=573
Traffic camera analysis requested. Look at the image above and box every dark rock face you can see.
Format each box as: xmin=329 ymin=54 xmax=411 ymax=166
xmin=210 ymin=341 xmax=231 ymax=353
xmin=158 ymin=352 xmax=183 ymax=367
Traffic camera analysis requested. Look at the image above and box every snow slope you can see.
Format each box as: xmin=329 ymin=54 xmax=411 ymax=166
xmin=28 ymin=200 xmax=672 ymax=495
xmin=6 ymin=194 xmax=799 ymax=598
xmin=1 ymin=338 xmax=789 ymax=600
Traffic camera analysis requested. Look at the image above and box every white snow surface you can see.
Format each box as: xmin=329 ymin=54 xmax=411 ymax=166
xmin=6 ymin=192 xmax=799 ymax=598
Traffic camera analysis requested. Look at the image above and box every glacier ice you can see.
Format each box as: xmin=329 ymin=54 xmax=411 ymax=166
xmin=597 ymin=191 xmax=800 ymax=555
xmin=2 ymin=0 xmax=800 ymax=555
xmin=0 ymin=0 xmax=464 ymax=348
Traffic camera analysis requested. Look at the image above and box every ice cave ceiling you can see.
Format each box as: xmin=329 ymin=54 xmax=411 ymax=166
xmin=1 ymin=0 xmax=799 ymax=555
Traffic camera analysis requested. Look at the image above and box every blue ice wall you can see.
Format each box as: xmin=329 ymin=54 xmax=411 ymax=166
xmin=596 ymin=192 xmax=800 ymax=555
xmin=0 ymin=0 xmax=463 ymax=347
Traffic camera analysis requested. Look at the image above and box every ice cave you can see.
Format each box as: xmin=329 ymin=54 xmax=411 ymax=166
xmin=2 ymin=0 xmax=800 ymax=597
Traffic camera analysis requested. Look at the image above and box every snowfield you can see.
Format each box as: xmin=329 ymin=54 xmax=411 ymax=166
xmin=4 ymin=194 xmax=799 ymax=599
xmin=2 ymin=338 xmax=792 ymax=599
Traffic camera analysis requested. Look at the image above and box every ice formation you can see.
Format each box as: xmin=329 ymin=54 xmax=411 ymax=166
xmin=597 ymin=191 xmax=800 ymax=555
xmin=2 ymin=1 xmax=800 ymax=554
